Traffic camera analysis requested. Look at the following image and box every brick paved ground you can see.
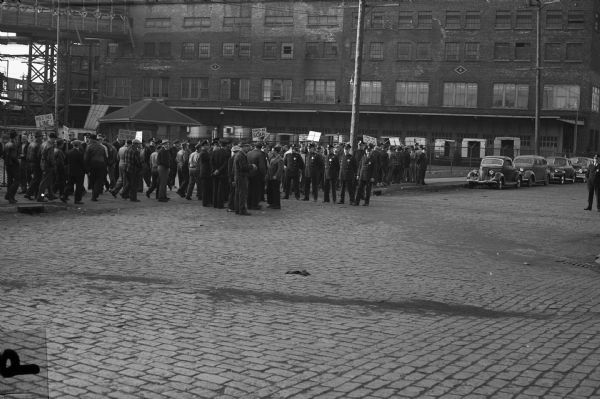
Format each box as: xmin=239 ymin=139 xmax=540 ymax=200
xmin=1 ymin=182 xmax=599 ymax=398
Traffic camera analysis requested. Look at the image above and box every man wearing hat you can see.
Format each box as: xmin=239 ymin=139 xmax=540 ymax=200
xmin=246 ymin=142 xmax=268 ymax=210
xmin=24 ymin=131 xmax=43 ymax=200
xmin=3 ymin=130 xmax=19 ymax=204
xmin=110 ymin=139 xmax=130 ymax=198
xmin=210 ymin=139 xmax=229 ymax=208
xmin=168 ymin=140 xmax=180 ymax=190
xmin=36 ymin=132 xmax=57 ymax=202
xmin=233 ymin=143 xmax=255 ymax=215
xmin=227 ymin=145 xmax=240 ymax=212
xmin=176 ymin=142 xmax=191 ymax=198
xmin=323 ymin=144 xmax=340 ymax=203
xmin=266 ymin=145 xmax=284 ymax=209
xmin=338 ymin=144 xmax=357 ymax=204
xmin=62 ymin=140 xmax=86 ymax=204
xmin=156 ymin=140 xmax=171 ymax=202
xmin=283 ymin=144 xmax=304 ymax=200
xmin=84 ymin=134 xmax=108 ymax=201
xmin=197 ymin=140 xmax=212 ymax=206
xmin=185 ymin=142 xmax=202 ymax=200
xmin=123 ymin=139 xmax=143 ymax=201
xmin=354 ymin=144 xmax=376 ymax=206
xmin=302 ymin=142 xmax=324 ymax=202
xmin=585 ymin=153 xmax=600 ymax=211
xmin=416 ymin=145 xmax=428 ymax=185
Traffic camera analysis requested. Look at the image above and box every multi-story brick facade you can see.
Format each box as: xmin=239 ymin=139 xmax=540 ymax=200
xmin=90 ymin=0 xmax=600 ymax=155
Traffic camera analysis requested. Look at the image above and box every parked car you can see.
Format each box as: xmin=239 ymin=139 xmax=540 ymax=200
xmin=467 ymin=156 xmax=522 ymax=189
xmin=569 ymin=157 xmax=593 ymax=182
xmin=513 ymin=155 xmax=550 ymax=187
xmin=546 ymin=157 xmax=576 ymax=184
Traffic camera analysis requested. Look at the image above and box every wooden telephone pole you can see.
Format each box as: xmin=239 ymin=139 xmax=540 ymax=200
xmin=349 ymin=0 xmax=365 ymax=153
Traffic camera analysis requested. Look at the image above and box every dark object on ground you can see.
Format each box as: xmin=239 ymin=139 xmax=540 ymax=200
xmin=17 ymin=204 xmax=45 ymax=214
xmin=286 ymin=270 xmax=310 ymax=276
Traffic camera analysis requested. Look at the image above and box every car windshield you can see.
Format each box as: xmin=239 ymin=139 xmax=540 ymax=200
xmin=514 ymin=157 xmax=533 ymax=165
xmin=549 ymin=158 xmax=567 ymax=166
xmin=481 ymin=158 xmax=504 ymax=166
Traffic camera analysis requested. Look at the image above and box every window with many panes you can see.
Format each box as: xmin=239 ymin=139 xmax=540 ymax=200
xmin=592 ymin=87 xmax=600 ymax=112
xmin=220 ymin=78 xmax=250 ymax=100
xmin=306 ymin=42 xmax=338 ymax=59
xmin=544 ymin=43 xmax=562 ymax=61
xmin=398 ymin=11 xmax=413 ymax=28
xmin=445 ymin=42 xmax=460 ymax=61
xmin=183 ymin=17 xmax=211 ymax=28
xmin=145 ymin=18 xmax=171 ymax=28
xmin=181 ymin=42 xmax=195 ymax=59
xmin=369 ymin=42 xmax=384 ymax=60
xmin=495 ymin=10 xmax=512 ymax=29
xmin=416 ymin=11 xmax=432 ymax=29
xmin=239 ymin=43 xmax=251 ymax=57
xmin=567 ymin=10 xmax=584 ymax=29
xmin=494 ymin=43 xmax=511 ymax=60
xmin=416 ymin=42 xmax=431 ymax=60
xmin=224 ymin=4 xmax=251 ymax=27
xmin=566 ymin=43 xmax=583 ymax=61
xmin=543 ymin=85 xmax=580 ymax=109
xmin=396 ymin=82 xmax=429 ymax=106
xmin=222 ymin=43 xmax=235 ymax=57
xmin=181 ymin=77 xmax=208 ymax=99
xmin=369 ymin=10 xmax=386 ymax=29
xmin=443 ymin=82 xmax=477 ymax=108
xmin=540 ymin=136 xmax=558 ymax=148
xmin=198 ymin=43 xmax=210 ymax=58
xmin=143 ymin=77 xmax=169 ymax=98
xmin=281 ymin=43 xmax=294 ymax=59
xmin=397 ymin=42 xmax=411 ymax=60
xmin=515 ymin=42 xmax=531 ymax=61
xmin=492 ymin=83 xmax=529 ymax=108
xmin=546 ymin=10 xmax=563 ymax=29
xmin=516 ymin=10 xmax=533 ymax=29
xmin=263 ymin=79 xmax=292 ymax=101
xmin=307 ymin=12 xmax=338 ymax=26
xmin=105 ymin=77 xmax=130 ymax=98
xmin=265 ymin=7 xmax=293 ymax=26
xmin=350 ymin=81 xmax=382 ymax=105
xmin=263 ymin=42 xmax=278 ymax=58
xmin=445 ymin=11 xmax=461 ymax=29
xmin=465 ymin=11 xmax=481 ymax=29
xmin=464 ymin=42 xmax=480 ymax=60
xmin=304 ymin=80 xmax=336 ymax=104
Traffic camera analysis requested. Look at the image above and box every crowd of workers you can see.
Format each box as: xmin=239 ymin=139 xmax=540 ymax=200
xmin=1 ymin=130 xmax=430 ymax=215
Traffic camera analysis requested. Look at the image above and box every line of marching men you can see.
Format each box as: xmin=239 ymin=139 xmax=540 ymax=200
xmin=2 ymin=130 xmax=429 ymax=215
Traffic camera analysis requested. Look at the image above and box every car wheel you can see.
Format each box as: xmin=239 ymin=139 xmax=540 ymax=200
xmin=516 ymin=177 xmax=521 ymax=189
xmin=560 ymin=176 xmax=565 ymax=184
xmin=528 ymin=176 xmax=534 ymax=187
xmin=498 ymin=178 xmax=504 ymax=190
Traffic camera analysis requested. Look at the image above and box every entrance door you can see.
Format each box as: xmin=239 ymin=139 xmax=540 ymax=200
xmin=563 ymin=125 xmax=574 ymax=155
xmin=467 ymin=141 xmax=481 ymax=159
xmin=500 ymin=140 xmax=514 ymax=158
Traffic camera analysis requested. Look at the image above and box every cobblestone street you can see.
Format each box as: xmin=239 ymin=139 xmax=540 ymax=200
xmin=1 ymin=183 xmax=599 ymax=398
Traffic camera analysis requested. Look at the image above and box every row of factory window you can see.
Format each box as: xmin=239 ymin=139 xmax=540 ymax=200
xmin=142 ymin=8 xmax=586 ymax=31
xmin=104 ymin=78 xmax=592 ymax=112
xmin=111 ymin=41 xmax=583 ymax=63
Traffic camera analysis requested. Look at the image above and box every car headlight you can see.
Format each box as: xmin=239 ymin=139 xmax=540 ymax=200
xmin=489 ymin=170 xmax=495 ymax=176
xmin=519 ymin=168 xmax=524 ymax=172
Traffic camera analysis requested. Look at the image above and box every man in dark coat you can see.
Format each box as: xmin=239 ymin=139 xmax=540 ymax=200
xmin=196 ymin=140 xmax=212 ymax=207
xmin=36 ymin=132 xmax=57 ymax=202
xmin=585 ymin=153 xmax=600 ymax=211
xmin=246 ymin=142 xmax=268 ymax=210
xmin=62 ymin=140 xmax=86 ymax=204
xmin=283 ymin=145 xmax=304 ymax=200
xmin=3 ymin=131 xmax=19 ymax=204
xmin=233 ymin=143 xmax=255 ymax=215
xmin=416 ymin=145 xmax=429 ymax=185
xmin=123 ymin=139 xmax=143 ymax=202
xmin=323 ymin=144 xmax=340 ymax=203
xmin=24 ymin=131 xmax=43 ymax=200
xmin=210 ymin=139 xmax=231 ymax=209
xmin=266 ymin=145 xmax=284 ymax=209
xmin=83 ymin=134 xmax=108 ymax=201
xmin=302 ymin=143 xmax=324 ymax=201
xmin=354 ymin=145 xmax=377 ymax=206
xmin=338 ymin=144 xmax=357 ymax=204
xmin=227 ymin=146 xmax=236 ymax=212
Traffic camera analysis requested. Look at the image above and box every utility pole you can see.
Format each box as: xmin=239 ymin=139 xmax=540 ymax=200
xmin=54 ymin=0 xmax=60 ymax=130
xmin=534 ymin=0 xmax=541 ymax=155
xmin=349 ymin=0 xmax=365 ymax=153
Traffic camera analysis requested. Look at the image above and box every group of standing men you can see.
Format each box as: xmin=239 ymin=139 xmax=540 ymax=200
xmin=2 ymin=130 xmax=429 ymax=214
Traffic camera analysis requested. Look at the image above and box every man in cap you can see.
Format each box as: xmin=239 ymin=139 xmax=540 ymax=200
xmin=197 ymin=140 xmax=212 ymax=206
xmin=302 ymin=142 xmax=324 ymax=202
xmin=123 ymin=139 xmax=143 ymax=201
xmin=146 ymin=140 xmax=160 ymax=199
xmin=233 ymin=143 xmax=255 ymax=215
xmin=156 ymin=140 xmax=171 ymax=202
xmin=110 ymin=139 xmax=130 ymax=198
xmin=246 ymin=142 xmax=268 ymax=210
xmin=210 ymin=139 xmax=230 ymax=208
xmin=84 ymin=134 xmax=108 ymax=201
xmin=62 ymin=140 xmax=86 ymax=204
xmin=338 ymin=144 xmax=357 ymax=204
xmin=36 ymin=132 xmax=57 ymax=202
xmin=584 ymin=153 xmax=600 ymax=211
xmin=227 ymin=144 xmax=239 ymax=212
xmin=25 ymin=131 xmax=43 ymax=200
xmin=354 ymin=144 xmax=377 ymax=206
xmin=323 ymin=144 xmax=340 ymax=203
xmin=3 ymin=130 xmax=19 ymax=204
xmin=185 ymin=142 xmax=201 ymax=200
xmin=266 ymin=145 xmax=284 ymax=209
xmin=283 ymin=144 xmax=304 ymax=200
xmin=416 ymin=145 xmax=428 ymax=185
xmin=176 ymin=142 xmax=191 ymax=198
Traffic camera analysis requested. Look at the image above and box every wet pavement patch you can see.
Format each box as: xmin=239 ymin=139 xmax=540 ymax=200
xmin=207 ymin=287 xmax=551 ymax=320
xmin=73 ymin=272 xmax=173 ymax=285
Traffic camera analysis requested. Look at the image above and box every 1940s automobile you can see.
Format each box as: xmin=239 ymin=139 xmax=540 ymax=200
xmin=546 ymin=156 xmax=576 ymax=184
xmin=467 ymin=156 xmax=523 ymax=189
xmin=513 ymin=155 xmax=550 ymax=187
